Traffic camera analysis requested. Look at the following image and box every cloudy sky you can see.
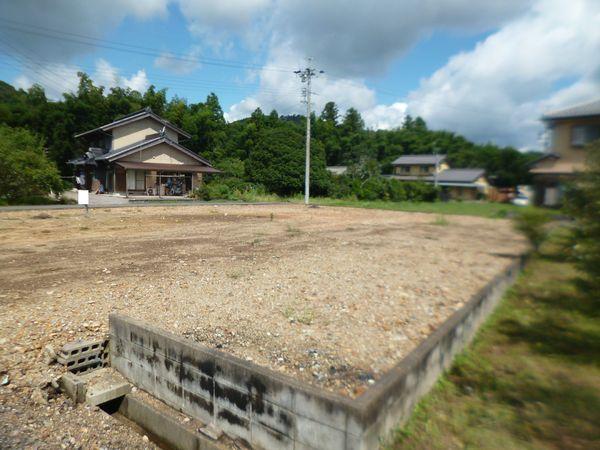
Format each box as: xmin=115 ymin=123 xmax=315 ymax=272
xmin=1 ymin=0 xmax=599 ymax=149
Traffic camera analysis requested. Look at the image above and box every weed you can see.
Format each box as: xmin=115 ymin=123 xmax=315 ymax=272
xmin=431 ymin=215 xmax=449 ymax=226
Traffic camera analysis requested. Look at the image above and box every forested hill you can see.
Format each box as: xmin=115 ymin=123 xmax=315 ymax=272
xmin=0 ymin=74 xmax=540 ymax=188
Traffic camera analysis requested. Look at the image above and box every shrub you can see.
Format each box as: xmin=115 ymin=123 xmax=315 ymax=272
xmin=192 ymin=177 xmax=278 ymax=202
xmin=564 ymin=141 xmax=600 ymax=294
xmin=513 ymin=210 xmax=550 ymax=251
xmin=329 ymin=175 xmax=438 ymax=202
xmin=0 ymin=125 xmax=65 ymax=203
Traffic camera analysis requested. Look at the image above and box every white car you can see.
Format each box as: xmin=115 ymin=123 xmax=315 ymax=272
xmin=511 ymin=194 xmax=530 ymax=206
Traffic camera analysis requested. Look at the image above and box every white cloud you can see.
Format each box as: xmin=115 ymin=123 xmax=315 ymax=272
xmin=2 ymin=0 xmax=169 ymax=62
xmin=270 ymin=0 xmax=531 ymax=77
xmin=407 ymin=0 xmax=600 ymax=148
xmin=122 ymin=69 xmax=150 ymax=92
xmin=93 ymin=59 xmax=150 ymax=92
xmin=12 ymin=64 xmax=80 ymax=99
xmin=12 ymin=59 xmax=151 ymax=99
xmin=154 ymin=46 xmax=202 ymax=75
xmin=362 ymin=103 xmax=408 ymax=130
xmin=176 ymin=0 xmax=271 ymax=54
xmin=226 ymin=44 xmax=406 ymax=129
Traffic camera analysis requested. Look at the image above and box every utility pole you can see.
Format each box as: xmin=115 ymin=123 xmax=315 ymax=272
xmin=295 ymin=59 xmax=323 ymax=205
xmin=434 ymin=146 xmax=439 ymax=188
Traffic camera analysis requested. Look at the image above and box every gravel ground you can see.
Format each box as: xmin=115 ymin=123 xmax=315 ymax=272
xmin=0 ymin=204 xmax=527 ymax=447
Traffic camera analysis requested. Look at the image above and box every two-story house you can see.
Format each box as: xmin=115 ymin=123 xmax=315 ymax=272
xmin=391 ymin=154 xmax=449 ymax=178
xmin=69 ymin=108 xmax=218 ymax=196
xmin=530 ymin=99 xmax=600 ymax=206
xmin=389 ymin=154 xmax=489 ymax=200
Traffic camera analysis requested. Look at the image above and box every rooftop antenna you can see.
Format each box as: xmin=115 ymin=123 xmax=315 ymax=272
xmin=295 ymin=58 xmax=324 ymax=205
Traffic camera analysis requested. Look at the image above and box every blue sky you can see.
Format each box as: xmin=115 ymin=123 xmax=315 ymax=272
xmin=1 ymin=0 xmax=599 ymax=149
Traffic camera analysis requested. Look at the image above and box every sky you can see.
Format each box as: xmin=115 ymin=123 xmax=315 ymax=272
xmin=0 ymin=0 xmax=599 ymax=150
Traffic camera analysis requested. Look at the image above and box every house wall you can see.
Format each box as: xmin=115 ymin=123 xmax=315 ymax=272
xmin=393 ymin=162 xmax=448 ymax=176
xmin=535 ymin=117 xmax=600 ymax=174
xmin=119 ymin=144 xmax=198 ymax=165
xmin=112 ymin=118 xmax=179 ymax=150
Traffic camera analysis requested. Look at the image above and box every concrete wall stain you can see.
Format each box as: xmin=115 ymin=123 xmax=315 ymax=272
xmin=218 ymin=409 xmax=248 ymax=429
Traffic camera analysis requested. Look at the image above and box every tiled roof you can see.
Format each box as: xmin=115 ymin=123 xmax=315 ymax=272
xmin=435 ymin=169 xmax=485 ymax=183
xmin=543 ymin=99 xmax=600 ymax=120
xmin=74 ymin=107 xmax=191 ymax=139
xmin=391 ymin=154 xmax=447 ymax=165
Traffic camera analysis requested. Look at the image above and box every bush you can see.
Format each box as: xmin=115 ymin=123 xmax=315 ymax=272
xmin=0 ymin=125 xmax=65 ymax=203
xmin=564 ymin=141 xmax=600 ymax=294
xmin=329 ymin=175 xmax=438 ymax=202
xmin=192 ymin=177 xmax=278 ymax=202
xmin=513 ymin=210 xmax=550 ymax=251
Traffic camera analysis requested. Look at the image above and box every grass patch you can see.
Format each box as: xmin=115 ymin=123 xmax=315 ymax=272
xmin=390 ymin=230 xmax=600 ymax=450
xmin=294 ymin=197 xmax=549 ymax=219
xmin=431 ymin=215 xmax=449 ymax=226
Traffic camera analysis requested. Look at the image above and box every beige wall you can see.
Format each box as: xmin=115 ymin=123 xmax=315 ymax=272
xmin=550 ymin=117 xmax=600 ymax=168
xmin=120 ymin=143 xmax=198 ymax=165
xmin=393 ymin=162 xmax=448 ymax=176
xmin=112 ymin=118 xmax=178 ymax=150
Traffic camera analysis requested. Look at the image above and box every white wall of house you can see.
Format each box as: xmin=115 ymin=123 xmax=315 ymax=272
xmin=112 ymin=118 xmax=179 ymax=150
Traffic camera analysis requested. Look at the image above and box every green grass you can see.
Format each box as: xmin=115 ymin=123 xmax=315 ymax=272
xmin=293 ymin=197 xmax=547 ymax=219
xmin=390 ymin=230 xmax=600 ymax=450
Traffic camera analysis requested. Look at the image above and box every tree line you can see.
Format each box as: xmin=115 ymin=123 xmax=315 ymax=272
xmin=0 ymin=73 xmax=541 ymax=202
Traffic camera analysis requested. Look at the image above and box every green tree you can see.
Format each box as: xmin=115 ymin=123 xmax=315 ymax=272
xmin=565 ymin=141 xmax=600 ymax=295
xmin=246 ymin=126 xmax=330 ymax=196
xmin=320 ymin=101 xmax=339 ymax=125
xmin=0 ymin=125 xmax=64 ymax=203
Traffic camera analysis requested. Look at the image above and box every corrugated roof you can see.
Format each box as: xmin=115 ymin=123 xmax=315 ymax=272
xmin=543 ymin=99 xmax=600 ymax=120
xmin=391 ymin=154 xmax=447 ymax=165
xmin=436 ymin=168 xmax=485 ymax=183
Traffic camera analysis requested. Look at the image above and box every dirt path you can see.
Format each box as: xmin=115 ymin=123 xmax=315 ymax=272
xmin=0 ymin=204 xmax=526 ymax=447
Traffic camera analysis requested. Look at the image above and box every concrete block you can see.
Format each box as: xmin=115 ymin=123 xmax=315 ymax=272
xmin=252 ymin=397 xmax=296 ymax=436
xmin=215 ymin=403 xmax=251 ymax=443
xmin=86 ymin=381 xmax=131 ymax=406
xmin=154 ymin=374 xmax=185 ymax=411
xmin=59 ymin=372 xmax=86 ymax=403
xmin=294 ymin=414 xmax=346 ymax=449
xmin=250 ymin=420 xmax=294 ymax=450
xmin=182 ymin=387 xmax=214 ymax=424
xmin=181 ymin=361 xmax=214 ymax=400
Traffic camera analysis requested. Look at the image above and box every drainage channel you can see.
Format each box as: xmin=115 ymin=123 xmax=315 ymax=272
xmin=95 ymin=394 xmax=224 ymax=450
xmin=98 ymin=395 xmax=172 ymax=450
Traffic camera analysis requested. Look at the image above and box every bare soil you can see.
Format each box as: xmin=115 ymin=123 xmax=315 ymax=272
xmin=0 ymin=204 xmax=526 ymax=447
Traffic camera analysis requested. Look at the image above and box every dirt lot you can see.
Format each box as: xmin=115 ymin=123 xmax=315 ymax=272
xmin=0 ymin=204 xmax=527 ymax=447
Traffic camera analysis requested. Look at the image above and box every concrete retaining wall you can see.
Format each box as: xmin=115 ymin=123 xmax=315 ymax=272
xmin=109 ymin=256 xmax=524 ymax=449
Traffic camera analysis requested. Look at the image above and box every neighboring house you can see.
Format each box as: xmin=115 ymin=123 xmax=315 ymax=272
xmin=389 ymin=154 xmax=489 ymax=200
xmin=326 ymin=166 xmax=348 ymax=176
xmin=69 ymin=108 xmax=218 ymax=196
xmin=390 ymin=154 xmax=448 ymax=178
xmin=529 ymin=99 xmax=600 ymax=206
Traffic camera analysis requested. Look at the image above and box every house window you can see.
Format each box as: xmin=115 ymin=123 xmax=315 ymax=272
xmin=401 ymin=166 xmax=410 ymax=173
xmin=420 ymin=165 xmax=430 ymax=173
xmin=571 ymin=125 xmax=600 ymax=147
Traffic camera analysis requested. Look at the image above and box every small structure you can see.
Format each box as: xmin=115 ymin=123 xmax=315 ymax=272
xmin=530 ymin=99 xmax=600 ymax=206
xmin=389 ymin=154 xmax=488 ymax=200
xmin=69 ymin=108 xmax=218 ymax=197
